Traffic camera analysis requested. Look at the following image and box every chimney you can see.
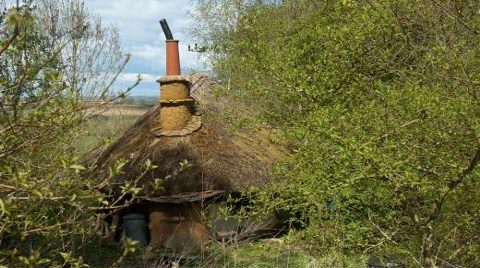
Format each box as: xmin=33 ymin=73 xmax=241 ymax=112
xmin=160 ymin=19 xmax=180 ymax=76
xmin=165 ymin=40 xmax=180 ymax=76
xmin=152 ymin=19 xmax=201 ymax=136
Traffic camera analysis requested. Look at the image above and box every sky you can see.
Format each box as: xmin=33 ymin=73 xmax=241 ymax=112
xmin=5 ymin=0 xmax=204 ymax=96
xmin=84 ymin=0 xmax=203 ymax=96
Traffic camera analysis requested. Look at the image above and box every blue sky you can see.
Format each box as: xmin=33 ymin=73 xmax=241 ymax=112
xmin=5 ymin=0 xmax=204 ymax=96
xmin=84 ymin=0 xmax=203 ymax=96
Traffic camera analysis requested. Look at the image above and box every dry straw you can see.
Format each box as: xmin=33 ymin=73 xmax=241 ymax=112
xmin=93 ymin=73 xmax=288 ymax=196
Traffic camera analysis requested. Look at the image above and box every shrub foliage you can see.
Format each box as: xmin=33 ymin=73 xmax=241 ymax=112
xmin=0 ymin=0 xmax=135 ymax=266
xmin=193 ymin=0 xmax=480 ymax=266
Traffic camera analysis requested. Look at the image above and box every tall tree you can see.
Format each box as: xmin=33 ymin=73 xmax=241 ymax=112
xmin=0 ymin=0 xmax=136 ymax=265
xmin=0 ymin=0 xmax=134 ymax=165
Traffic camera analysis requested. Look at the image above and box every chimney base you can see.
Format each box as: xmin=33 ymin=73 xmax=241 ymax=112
xmin=151 ymin=76 xmax=202 ymax=137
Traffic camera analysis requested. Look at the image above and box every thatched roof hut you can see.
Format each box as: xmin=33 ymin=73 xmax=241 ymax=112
xmin=94 ymin=73 xmax=287 ymax=197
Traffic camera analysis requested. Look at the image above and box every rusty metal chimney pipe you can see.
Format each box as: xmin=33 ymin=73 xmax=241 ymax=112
xmin=165 ymin=40 xmax=180 ymax=75
xmin=159 ymin=19 xmax=173 ymax=40
xmin=159 ymin=19 xmax=180 ymax=76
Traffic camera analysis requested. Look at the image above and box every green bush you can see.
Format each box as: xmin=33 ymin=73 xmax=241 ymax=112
xmin=0 ymin=1 xmax=135 ymax=266
xmin=194 ymin=0 xmax=480 ymax=266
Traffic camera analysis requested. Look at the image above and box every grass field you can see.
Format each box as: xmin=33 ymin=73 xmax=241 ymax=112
xmin=75 ymin=104 xmax=149 ymax=157
xmin=87 ymin=105 xmax=151 ymax=116
xmin=89 ymin=237 xmax=367 ymax=268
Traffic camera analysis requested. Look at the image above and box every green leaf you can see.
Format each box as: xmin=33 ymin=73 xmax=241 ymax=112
xmin=69 ymin=164 xmax=86 ymax=171
xmin=0 ymin=199 xmax=5 ymax=217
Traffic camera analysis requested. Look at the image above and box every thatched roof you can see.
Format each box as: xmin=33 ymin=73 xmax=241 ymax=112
xmin=94 ymin=73 xmax=288 ymax=196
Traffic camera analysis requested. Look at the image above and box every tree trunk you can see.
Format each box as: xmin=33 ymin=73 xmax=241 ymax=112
xmin=421 ymin=224 xmax=437 ymax=268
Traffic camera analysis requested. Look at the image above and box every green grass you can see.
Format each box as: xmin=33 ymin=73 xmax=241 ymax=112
xmin=74 ymin=114 xmax=142 ymax=157
xmin=82 ymin=239 xmax=367 ymax=268
xmin=189 ymin=239 xmax=367 ymax=268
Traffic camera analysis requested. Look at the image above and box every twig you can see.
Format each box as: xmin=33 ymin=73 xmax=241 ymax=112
xmin=426 ymin=146 xmax=480 ymax=226
xmin=0 ymin=183 xmax=17 ymax=190
xmin=375 ymin=118 xmax=421 ymax=142
xmin=22 ymin=221 xmax=76 ymax=235
xmin=366 ymin=213 xmax=399 ymax=251
xmin=431 ymin=0 xmax=479 ymax=35
xmin=0 ymin=26 xmax=18 ymax=56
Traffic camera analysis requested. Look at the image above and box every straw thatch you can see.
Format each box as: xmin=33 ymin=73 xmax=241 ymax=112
xmin=94 ymin=73 xmax=288 ymax=196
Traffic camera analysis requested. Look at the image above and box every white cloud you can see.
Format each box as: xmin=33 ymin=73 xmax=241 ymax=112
xmin=85 ymin=0 xmax=194 ymax=43
xmin=4 ymin=0 xmax=205 ymax=95
xmin=118 ymin=73 xmax=159 ymax=83
xmin=130 ymin=44 xmax=164 ymax=61
xmin=83 ymin=0 xmax=204 ymax=90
